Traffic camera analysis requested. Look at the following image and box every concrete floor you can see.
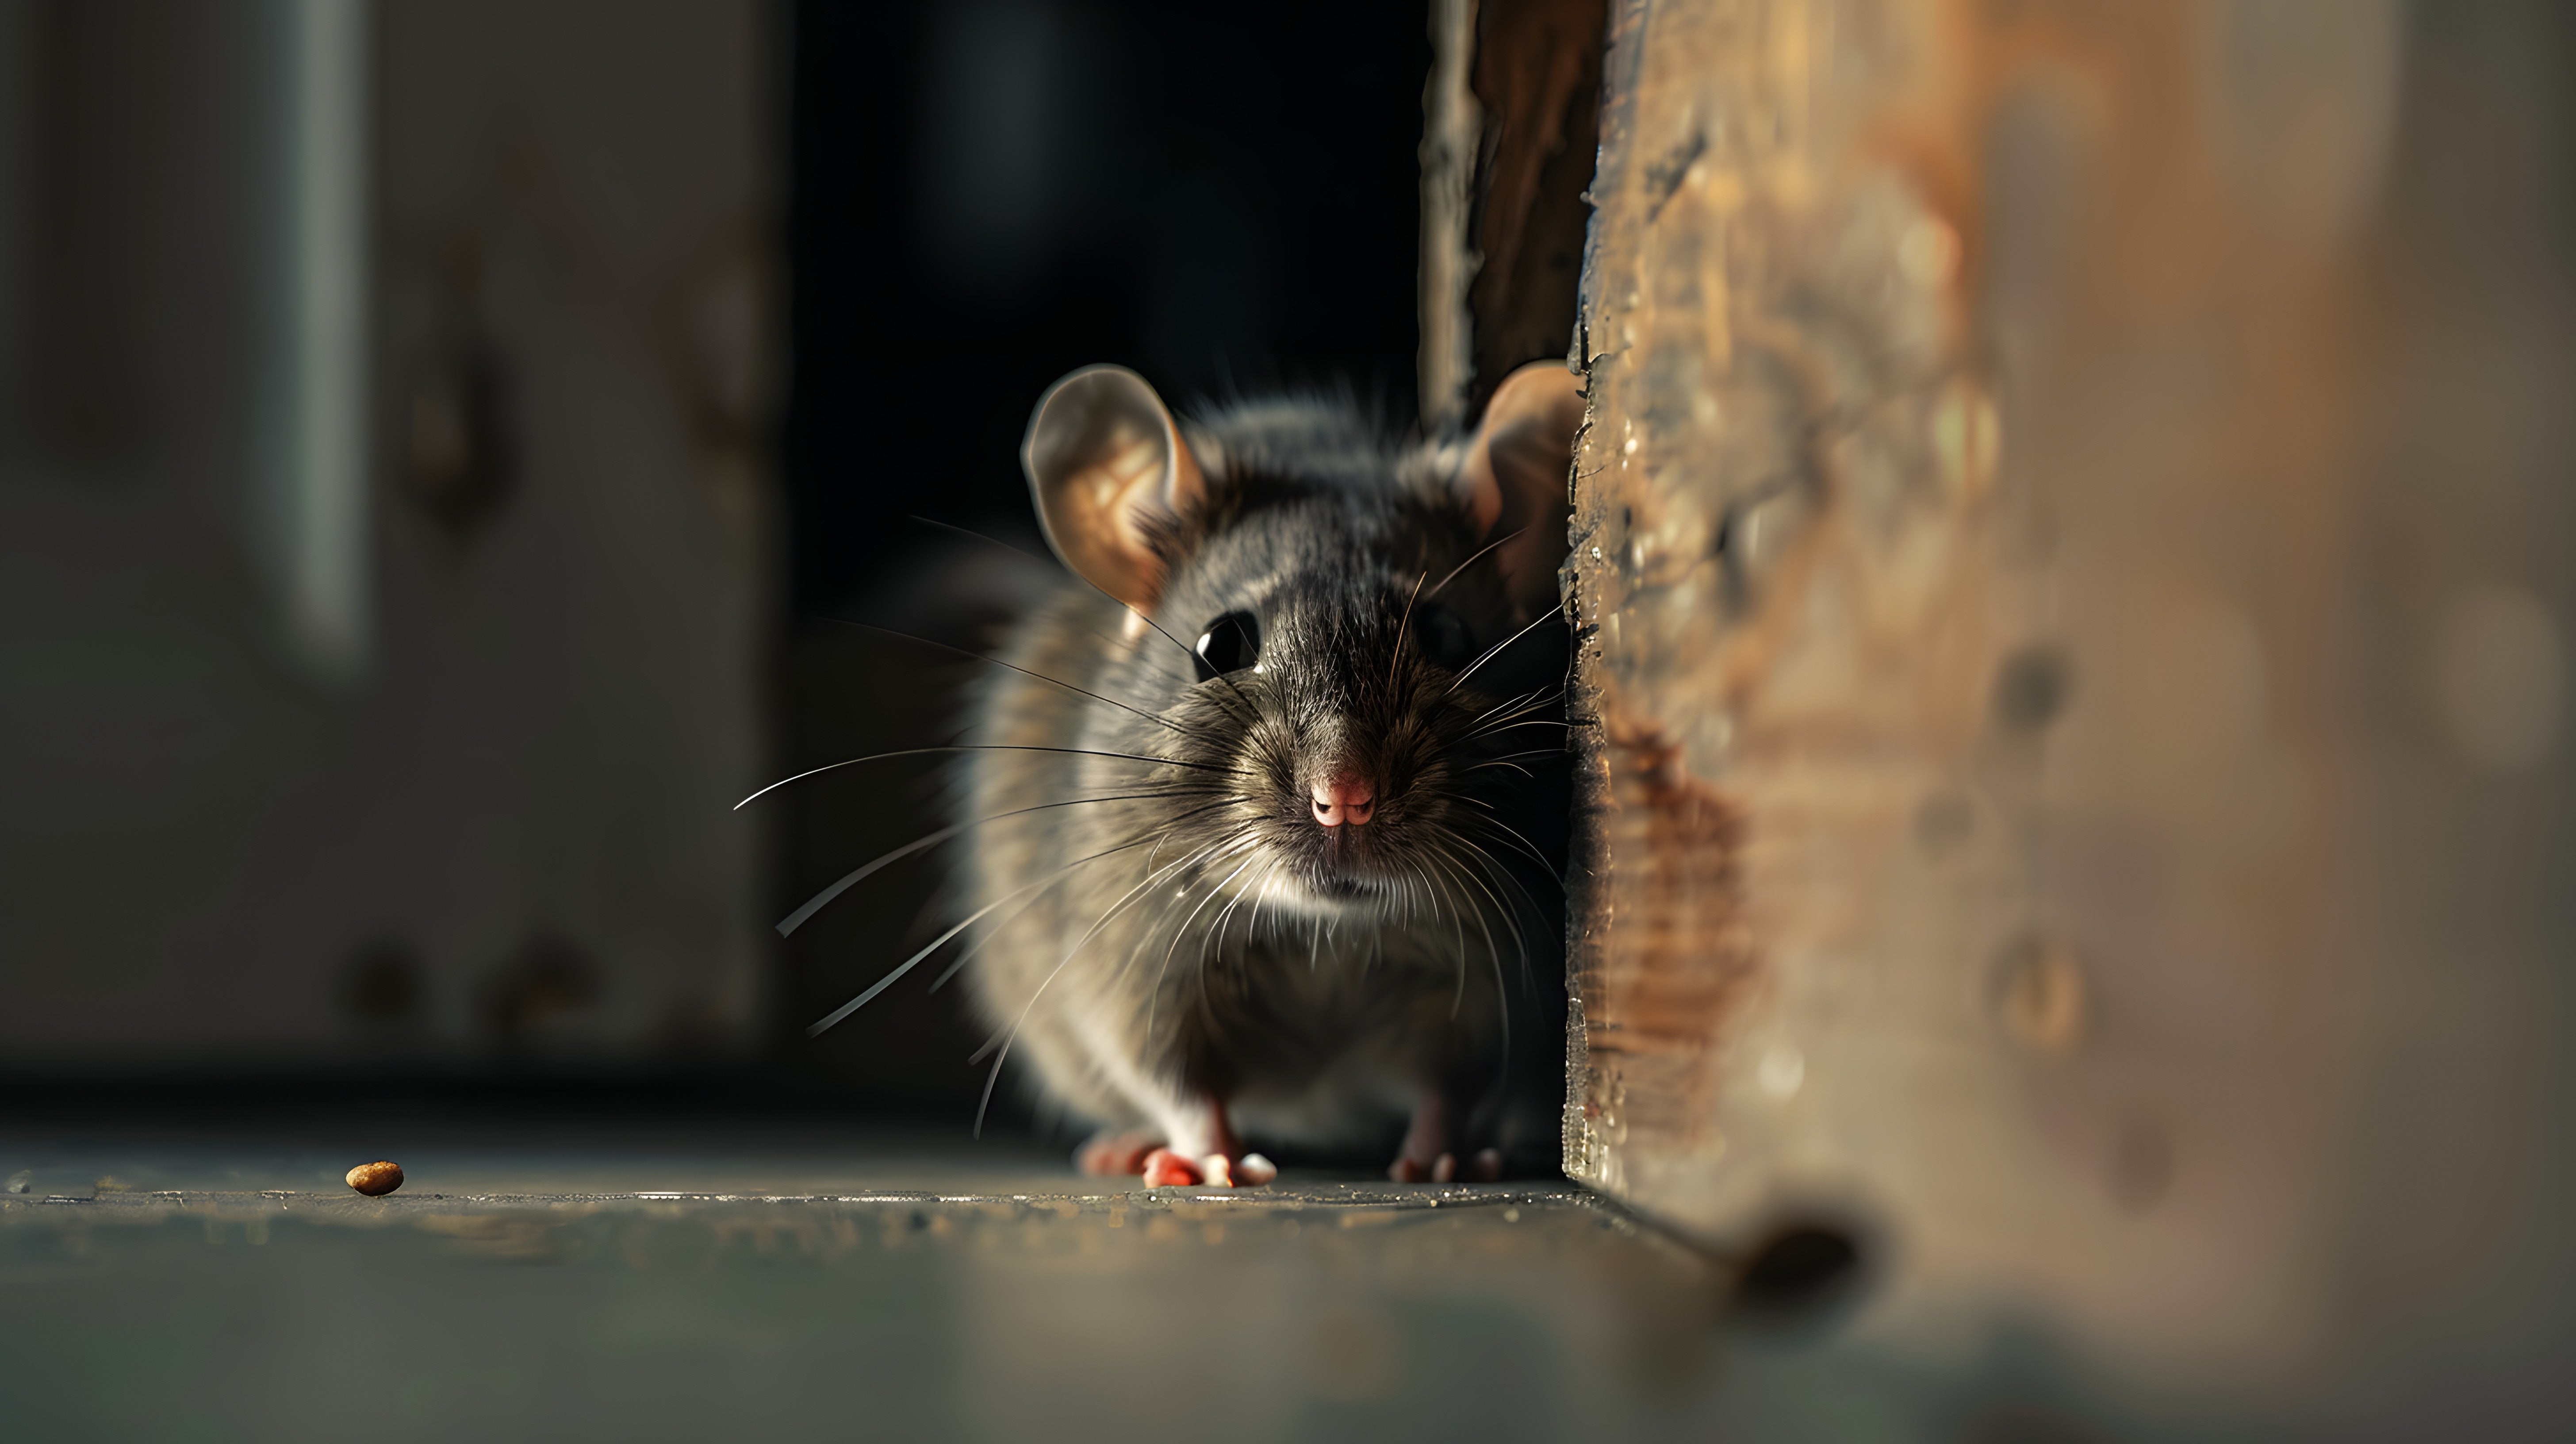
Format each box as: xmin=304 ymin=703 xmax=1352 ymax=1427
xmin=0 ymin=1121 xmax=2132 ymax=1443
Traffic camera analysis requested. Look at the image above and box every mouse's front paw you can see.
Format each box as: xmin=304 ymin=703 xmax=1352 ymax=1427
xmin=1077 ymin=1130 xmax=1163 ymax=1176
xmin=1200 ymin=1152 xmax=1277 ymax=1187
xmin=1138 ymin=1148 xmax=1203 ymax=1187
xmin=1138 ymin=1148 xmax=1276 ymax=1188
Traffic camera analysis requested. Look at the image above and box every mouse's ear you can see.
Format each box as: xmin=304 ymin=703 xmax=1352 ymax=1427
xmin=1022 ymin=364 xmax=1205 ymax=611
xmin=1457 ymin=361 xmax=1586 ymax=618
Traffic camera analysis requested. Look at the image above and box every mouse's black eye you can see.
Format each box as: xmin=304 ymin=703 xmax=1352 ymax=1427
xmin=1194 ymin=611 xmax=1261 ymax=681
xmin=1415 ymin=604 xmax=1474 ymax=670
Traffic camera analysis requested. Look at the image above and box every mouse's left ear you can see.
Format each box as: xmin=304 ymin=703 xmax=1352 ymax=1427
xmin=1457 ymin=361 xmax=1586 ymax=618
xmin=1023 ymin=364 xmax=1206 ymax=611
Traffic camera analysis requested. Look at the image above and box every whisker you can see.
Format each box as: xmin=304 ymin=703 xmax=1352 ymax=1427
xmin=1460 ymin=839 xmax=1549 ymax=998
xmin=1160 ymin=846 xmax=1265 ymax=1004
xmin=906 ymin=512 xmax=1262 ymax=726
xmin=806 ymin=821 xmax=1196 ymax=1036
xmin=1445 ymin=610 xmax=1562 ymax=694
xmin=1423 ymin=843 xmax=1514 ymax=1068
xmin=1465 ymin=861 xmax=1562 ymax=941
xmin=977 ymin=835 xmax=1246 ymax=1073
xmin=738 ymin=744 xmax=1239 ymax=810
xmin=926 ymin=890 xmax=1039 ymax=993
xmin=1025 ymin=828 xmax=1262 ymax=1062
xmin=1430 ymin=839 xmax=1528 ymax=986
xmin=1391 ymin=569 xmax=1427 ymax=690
xmin=1460 ymin=716 xmax=1568 ymax=751
xmin=1458 ymin=687 xmax=1569 ymax=743
xmin=1469 ymin=718 xmax=1572 ymax=738
xmin=855 ymin=803 xmax=1253 ymax=1041
xmin=1205 ymin=853 xmax=1291 ymax=1030
xmin=1447 ymin=829 xmax=1555 ymax=926
xmin=1453 ymin=805 xmax=1568 ymax=888
xmin=1244 ymin=853 xmax=1292 ymax=943
xmin=906 ymin=513 xmax=1053 ymax=568
xmin=970 ymin=828 xmax=1261 ymax=1135
xmin=1206 ymin=868 xmax=1254 ymax=966
xmin=1217 ymin=845 xmax=1292 ymax=959
xmin=1464 ymin=748 xmax=1564 ymax=770
xmin=1422 ymin=857 xmax=1468 ymax=1018
xmin=1464 ymin=684 xmax=1561 ymax=731
xmin=813 ymin=615 xmax=1214 ymax=746
xmin=1131 ymin=836 xmax=1266 ymax=1044
xmin=775 ymin=791 xmax=1230 ymax=937
xmin=1426 ymin=526 xmax=1527 ymax=600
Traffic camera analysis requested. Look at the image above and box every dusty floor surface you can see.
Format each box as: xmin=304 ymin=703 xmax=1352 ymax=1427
xmin=0 ymin=1120 xmax=2133 ymax=1442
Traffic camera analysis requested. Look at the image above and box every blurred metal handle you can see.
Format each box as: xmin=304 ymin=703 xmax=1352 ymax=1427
xmin=270 ymin=0 xmax=370 ymax=680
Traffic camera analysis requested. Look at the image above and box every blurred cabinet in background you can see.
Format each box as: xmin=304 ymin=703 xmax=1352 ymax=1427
xmin=0 ymin=0 xmax=776 ymax=1070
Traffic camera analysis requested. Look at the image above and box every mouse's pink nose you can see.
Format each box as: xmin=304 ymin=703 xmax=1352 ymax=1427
xmin=1311 ymin=774 xmax=1376 ymax=828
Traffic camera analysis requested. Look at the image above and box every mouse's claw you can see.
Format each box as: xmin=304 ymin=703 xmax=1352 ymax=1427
xmin=1136 ymin=1148 xmax=1274 ymax=1188
xmin=1200 ymin=1153 xmax=1277 ymax=1187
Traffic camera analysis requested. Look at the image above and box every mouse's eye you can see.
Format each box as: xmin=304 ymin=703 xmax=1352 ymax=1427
xmin=1194 ymin=611 xmax=1261 ymax=680
xmin=1416 ymin=604 xmax=1474 ymax=670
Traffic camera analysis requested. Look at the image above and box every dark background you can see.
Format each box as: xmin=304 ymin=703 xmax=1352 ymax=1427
xmin=786 ymin=2 xmax=1433 ymax=609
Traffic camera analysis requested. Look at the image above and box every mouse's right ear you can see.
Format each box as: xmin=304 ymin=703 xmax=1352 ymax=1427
xmin=1456 ymin=361 xmax=1586 ymax=621
xmin=1022 ymin=365 xmax=1205 ymax=611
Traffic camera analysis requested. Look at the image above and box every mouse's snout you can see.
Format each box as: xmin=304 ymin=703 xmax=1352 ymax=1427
xmin=1310 ymin=772 xmax=1376 ymax=828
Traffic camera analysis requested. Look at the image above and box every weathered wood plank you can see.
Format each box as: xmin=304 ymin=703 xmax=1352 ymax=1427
xmin=1553 ymin=0 xmax=2576 ymax=1409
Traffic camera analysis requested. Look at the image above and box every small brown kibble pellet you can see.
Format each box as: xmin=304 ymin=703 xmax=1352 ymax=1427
xmin=345 ymin=1161 xmax=404 ymax=1196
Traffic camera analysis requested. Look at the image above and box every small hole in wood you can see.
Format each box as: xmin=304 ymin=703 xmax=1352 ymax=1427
xmin=1993 ymin=645 xmax=2073 ymax=732
xmin=1732 ymin=1221 xmax=1871 ymax=1321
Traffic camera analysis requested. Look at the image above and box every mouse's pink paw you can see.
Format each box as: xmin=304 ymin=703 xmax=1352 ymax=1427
xmin=1077 ymin=1130 xmax=1163 ymax=1176
xmin=1138 ymin=1148 xmax=1203 ymax=1187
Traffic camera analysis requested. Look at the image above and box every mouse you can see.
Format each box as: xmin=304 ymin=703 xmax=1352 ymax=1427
xmin=952 ymin=359 xmax=1586 ymax=1187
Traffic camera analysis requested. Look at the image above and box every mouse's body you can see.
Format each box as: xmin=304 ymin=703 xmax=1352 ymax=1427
xmin=958 ymin=364 xmax=1584 ymax=1186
